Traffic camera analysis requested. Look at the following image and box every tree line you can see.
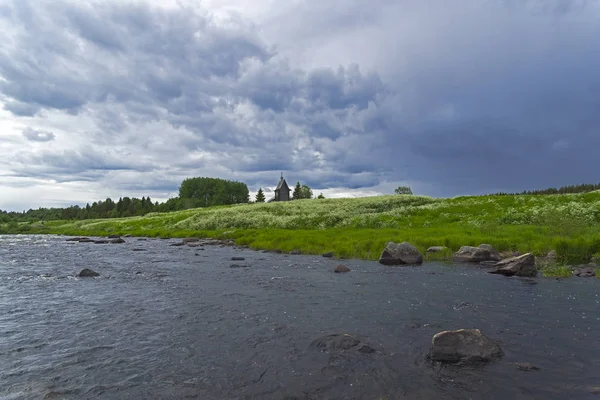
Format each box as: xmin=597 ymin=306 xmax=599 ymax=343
xmin=1 ymin=177 xmax=250 ymax=222
xmin=490 ymin=183 xmax=600 ymax=196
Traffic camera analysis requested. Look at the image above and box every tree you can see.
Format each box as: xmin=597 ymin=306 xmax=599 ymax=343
xmin=300 ymin=184 xmax=313 ymax=199
xmin=317 ymin=193 xmax=325 ymax=199
xmin=255 ymin=188 xmax=265 ymax=203
xmin=292 ymin=182 xmax=302 ymax=200
xmin=394 ymin=186 xmax=413 ymax=195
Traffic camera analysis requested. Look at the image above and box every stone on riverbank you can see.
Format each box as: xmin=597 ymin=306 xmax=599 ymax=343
xmin=488 ymin=253 xmax=537 ymax=277
xmin=77 ymin=268 xmax=100 ymax=277
xmin=453 ymin=244 xmax=500 ymax=263
xmin=426 ymin=246 xmax=447 ymax=253
xmin=573 ymin=266 xmax=596 ymax=277
xmin=429 ymin=329 xmax=503 ymax=364
xmin=110 ymin=238 xmax=126 ymax=244
xmin=322 ymin=251 xmax=334 ymax=258
xmin=107 ymin=234 xmax=120 ymax=239
xmin=379 ymin=242 xmax=423 ymax=265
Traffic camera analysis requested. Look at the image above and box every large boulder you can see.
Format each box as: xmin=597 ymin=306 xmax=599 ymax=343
xmin=430 ymin=329 xmax=503 ymax=364
xmin=379 ymin=242 xmax=423 ymax=265
xmin=453 ymin=244 xmax=501 ymax=263
xmin=488 ymin=253 xmax=537 ymax=277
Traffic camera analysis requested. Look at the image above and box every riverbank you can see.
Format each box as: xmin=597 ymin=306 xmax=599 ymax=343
xmin=3 ymin=192 xmax=600 ymax=264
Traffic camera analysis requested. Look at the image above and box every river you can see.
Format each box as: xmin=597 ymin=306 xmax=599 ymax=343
xmin=0 ymin=235 xmax=598 ymax=399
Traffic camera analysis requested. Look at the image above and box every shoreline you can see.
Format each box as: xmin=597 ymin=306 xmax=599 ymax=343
xmin=6 ymin=233 xmax=597 ymax=279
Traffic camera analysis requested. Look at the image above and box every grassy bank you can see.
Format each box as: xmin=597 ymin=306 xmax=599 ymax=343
xmin=3 ymin=193 xmax=600 ymax=264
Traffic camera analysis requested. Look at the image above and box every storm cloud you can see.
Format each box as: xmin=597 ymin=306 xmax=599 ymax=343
xmin=0 ymin=0 xmax=599 ymax=210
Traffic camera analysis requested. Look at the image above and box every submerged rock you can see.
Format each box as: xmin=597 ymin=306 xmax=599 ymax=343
xmin=334 ymin=265 xmax=350 ymax=273
xmin=110 ymin=238 xmax=126 ymax=244
xmin=230 ymin=264 xmax=251 ymax=268
xmin=170 ymin=242 xmax=185 ymax=247
xmin=183 ymin=237 xmax=200 ymax=243
xmin=77 ymin=268 xmax=100 ymax=278
xmin=513 ymin=362 xmax=540 ymax=372
xmin=488 ymin=253 xmax=537 ymax=277
xmin=66 ymin=237 xmax=86 ymax=242
xmin=379 ymin=242 xmax=423 ymax=265
xmin=453 ymin=244 xmax=501 ymax=263
xmin=93 ymin=240 xmax=109 ymax=244
xmin=77 ymin=238 xmax=95 ymax=243
xmin=310 ymin=333 xmax=374 ymax=354
xmin=429 ymin=329 xmax=503 ymax=364
xmin=231 ymin=257 xmax=246 ymax=261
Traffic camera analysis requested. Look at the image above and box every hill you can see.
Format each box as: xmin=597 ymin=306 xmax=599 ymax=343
xmin=3 ymin=192 xmax=600 ymax=264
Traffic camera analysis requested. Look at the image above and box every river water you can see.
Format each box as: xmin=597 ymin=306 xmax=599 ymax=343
xmin=0 ymin=235 xmax=598 ymax=400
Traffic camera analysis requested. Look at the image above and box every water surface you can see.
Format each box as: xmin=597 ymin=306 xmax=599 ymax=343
xmin=0 ymin=235 xmax=598 ymax=399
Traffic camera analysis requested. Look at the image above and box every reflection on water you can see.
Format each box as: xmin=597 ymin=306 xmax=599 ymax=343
xmin=0 ymin=235 xmax=598 ymax=399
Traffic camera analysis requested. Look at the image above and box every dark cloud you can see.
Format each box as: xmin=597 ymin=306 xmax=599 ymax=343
xmin=22 ymin=127 xmax=55 ymax=142
xmin=0 ymin=0 xmax=599 ymax=209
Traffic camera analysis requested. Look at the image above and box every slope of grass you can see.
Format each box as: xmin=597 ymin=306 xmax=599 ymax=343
xmin=3 ymin=192 xmax=600 ymax=264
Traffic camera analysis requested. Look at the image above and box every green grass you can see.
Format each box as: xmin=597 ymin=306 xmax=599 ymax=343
xmin=540 ymin=265 xmax=573 ymax=278
xmin=3 ymin=192 xmax=600 ymax=264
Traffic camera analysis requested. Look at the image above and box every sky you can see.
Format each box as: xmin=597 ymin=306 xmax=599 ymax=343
xmin=1 ymin=0 xmax=599 ymax=211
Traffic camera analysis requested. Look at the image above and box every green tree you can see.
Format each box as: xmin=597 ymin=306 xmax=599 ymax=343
xmin=255 ymin=188 xmax=265 ymax=203
xmin=292 ymin=182 xmax=302 ymax=200
xmin=300 ymin=184 xmax=313 ymax=199
xmin=394 ymin=186 xmax=413 ymax=195
xmin=317 ymin=193 xmax=325 ymax=199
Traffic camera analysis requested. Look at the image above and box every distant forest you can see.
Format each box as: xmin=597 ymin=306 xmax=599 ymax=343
xmin=0 ymin=177 xmax=249 ymax=223
xmin=489 ymin=183 xmax=600 ymax=196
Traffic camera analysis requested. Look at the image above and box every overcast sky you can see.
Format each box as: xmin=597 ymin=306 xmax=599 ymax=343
xmin=1 ymin=0 xmax=599 ymax=211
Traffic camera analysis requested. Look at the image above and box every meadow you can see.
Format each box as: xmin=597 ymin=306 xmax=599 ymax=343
xmin=3 ymin=192 xmax=600 ymax=269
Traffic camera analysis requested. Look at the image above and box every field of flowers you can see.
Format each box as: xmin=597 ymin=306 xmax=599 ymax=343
xmin=5 ymin=192 xmax=600 ymax=264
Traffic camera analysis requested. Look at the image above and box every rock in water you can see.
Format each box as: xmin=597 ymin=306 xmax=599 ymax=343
xmin=488 ymin=253 xmax=537 ymax=277
xmin=453 ymin=244 xmax=500 ymax=263
xmin=107 ymin=234 xmax=120 ymax=239
xmin=110 ymin=238 xmax=125 ymax=244
xmin=379 ymin=242 xmax=423 ymax=265
xmin=513 ymin=362 xmax=540 ymax=371
xmin=334 ymin=265 xmax=350 ymax=273
xmin=78 ymin=268 xmax=100 ymax=277
xmin=430 ymin=329 xmax=503 ymax=363
xmin=289 ymin=249 xmax=301 ymax=255
xmin=310 ymin=334 xmax=361 ymax=352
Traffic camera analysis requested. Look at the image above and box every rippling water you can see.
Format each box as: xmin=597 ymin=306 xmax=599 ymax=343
xmin=0 ymin=235 xmax=598 ymax=399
